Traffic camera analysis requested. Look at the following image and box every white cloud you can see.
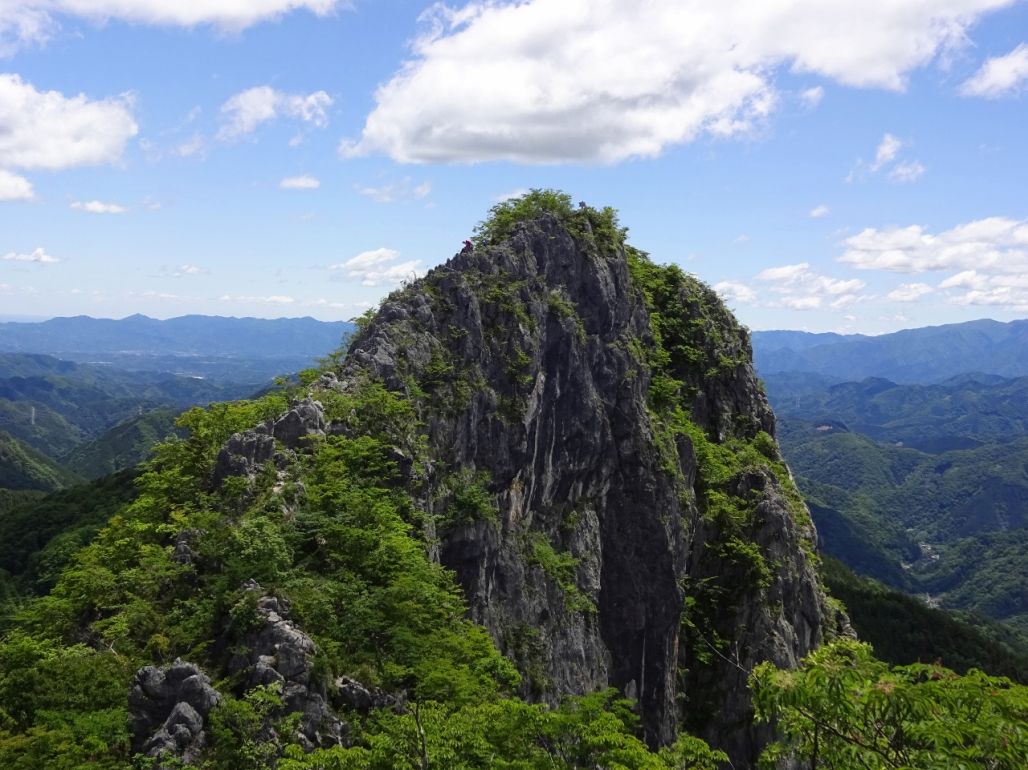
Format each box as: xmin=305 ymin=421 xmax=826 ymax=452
xmin=889 ymin=160 xmax=926 ymax=182
xmin=945 ymin=274 xmax=1028 ymax=311
xmin=220 ymin=294 xmax=296 ymax=305
xmin=714 ymin=280 xmax=757 ymax=304
xmin=306 ymin=298 xmax=348 ymax=309
xmin=809 ymin=204 xmax=830 ymax=218
xmin=71 ymin=199 xmax=127 ymax=214
xmin=887 ymin=282 xmax=934 ymax=301
xmin=755 ymin=261 xmax=868 ymax=311
xmin=839 ymin=217 xmax=1028 ymax=274
xmin=218 ymin=86 xmax=332 ymax=141
xmin=494 ymin=188 xmax=529 ymax=202
xmin=935 ymin=270 xmax=1028 ymax=311
xmin=799 ymin=86 xmax=824 ymax=107
xmin=174 ymin=133 xmax=206 ymax=158
xmin=0 ymin=74 xmax=137 ymax=170
xmin=343 ymin=0 xmax=1008 ymax=164
xmin=280 ymin=174 xmax=320 ymax=190
xmin=871 ymin=133 xmax=902 ymax=171
xmin=960 ymin=43 xmax=1028 ymax=98
xmin=756 ymin=262 xmax=812 ymax=283
xmin=938 ymin=270 xmax=984 ymax=289
xmin=329 ymin=247 xmax=423 ymax=286
xmin=780 ymin=296 xmax=822 ymax=310
xmin=171 ymin=264 xmax=208 ymax=277
xmin=0 ymin=169 xmax=33 ymax=200
xmin=0 ymin=1 xmax=345 ymax=54
xmin=849 ymin=132 xmax=925 ymax=183
xmin=2 ymin=247 xmax=58 ymax=263
xmin=354 ymin=177 xmax=432 ymax=203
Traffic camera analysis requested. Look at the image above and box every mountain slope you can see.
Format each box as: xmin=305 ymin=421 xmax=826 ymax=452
xmin=0 ymin=353 xmax=255 ymax=457
xmin=61 ymin=408 xmax=180 ymax=479
xmin=0 ymin=430 xmax=81 ymax=492
xmin=778 ymin=414 xmax=1028 ymax=635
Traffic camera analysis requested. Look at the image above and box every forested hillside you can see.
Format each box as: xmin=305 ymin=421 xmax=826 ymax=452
xmin=766 ymin=369 xmax=1028 ymax=641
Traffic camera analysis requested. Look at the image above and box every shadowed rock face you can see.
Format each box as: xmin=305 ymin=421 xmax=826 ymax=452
xmin=339 ymin=212 xmax=841 ymax=763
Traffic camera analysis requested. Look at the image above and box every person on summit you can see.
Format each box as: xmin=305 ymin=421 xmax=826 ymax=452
xmin=462 ymin=239 xmax=474 ymax=253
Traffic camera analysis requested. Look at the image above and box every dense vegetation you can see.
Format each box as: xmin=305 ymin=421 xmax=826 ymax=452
xmin=752 ymin=639 xmax=1028 ymax=769
xmin=822 ymin=558 xmax=1028 ymax=681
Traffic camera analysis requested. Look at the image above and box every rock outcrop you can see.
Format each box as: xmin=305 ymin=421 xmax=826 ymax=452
xmin=128 ymin=660 xmax=221 ymax=766
xmin=228 ymin=583 xmax=346 ymax=750
xmin=212 ymin=398 xmax=326 ymax=486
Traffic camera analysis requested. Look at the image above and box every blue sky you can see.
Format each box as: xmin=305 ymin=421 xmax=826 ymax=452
xmin=0 ymin=0 xmax=1026 ymax=334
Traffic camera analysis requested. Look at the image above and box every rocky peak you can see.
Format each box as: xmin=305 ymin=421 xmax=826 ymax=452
xmin=333 ymin=197 xmax=843 ymax=763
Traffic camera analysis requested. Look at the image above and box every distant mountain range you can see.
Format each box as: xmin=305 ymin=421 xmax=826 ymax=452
xmin=0 ymin=314 xmax=355 ymax=380
xmin=753 ymin=318 xmax=1028 ymax=382
xmin=764 ymin=371 xmax=1028 ymax=452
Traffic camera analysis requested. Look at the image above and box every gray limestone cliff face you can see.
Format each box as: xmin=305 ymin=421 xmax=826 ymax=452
xmin=336 ymin=213 xmax=843 ymax=763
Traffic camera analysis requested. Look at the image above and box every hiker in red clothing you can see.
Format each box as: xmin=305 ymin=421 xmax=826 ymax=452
xmin=462 ymin=239 xmax=474 ymax=253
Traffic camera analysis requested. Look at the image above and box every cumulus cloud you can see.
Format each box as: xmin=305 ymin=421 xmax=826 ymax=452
xmin=0 ymin=74 xmax=137 ymax=170
xmin=756 ymin=261 xmax=868 ymax=311
xmin=942 ymin=272 xmax=1028 ymax=311
xmin=714 ymin=280 xmax=757 ymax=304
xmin=218 ymin=86 xmax=332 ymax=141
xmin=0 ymin=1 xmax=345 ymax=54
xmin=809 ymin=204 xmax=830 ymax=218
xmin=839 ymin=217 xmax=1028 ymax=274
xmin=71 ymin=199 xmax=126 ymax=214
xmin=354 ymin=178 xmax=432 ymax=203
xmin=342 ymin=0 xmax=1009 ymax=164
xmin=0 ymin=169 xmax=33 ymax=200
xmin=280 ymin=174 xmax=320 ymax=190
xmin=171 ymin=264 xmax=208 ymax=277
xmin=887 ymin=282 xmax=934 ymax=301
xmin=2 ymin=247 xmax=58 ymax=263
xmin=840 ymin=217 xmax=1028 ymax=312
xmin=329 ymin=247 xmax=423 ymax=286
xmin=960 ymin=43 xmax=1028 ymax=98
